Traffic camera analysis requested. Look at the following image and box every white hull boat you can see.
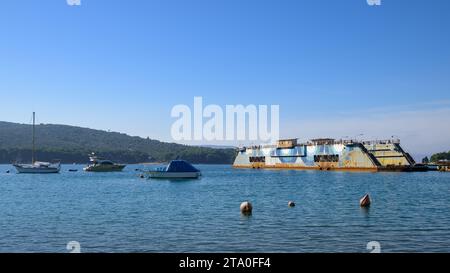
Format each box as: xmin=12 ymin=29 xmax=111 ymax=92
xmin=14 ymin=162 xmax=61 ymax=174
xmin=13 ymin=112 xmax=61 ymax=174
xmin=84 ymin=164 xmax=126 ymax=172
xmin=84 ymin=153 xmax=126 ymax=172
xmin=148 ymin=171 xmax=201 ymax=179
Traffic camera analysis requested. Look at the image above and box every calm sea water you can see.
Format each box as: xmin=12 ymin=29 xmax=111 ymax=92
xmin=0 ymin=164 xmax=449 ymax=253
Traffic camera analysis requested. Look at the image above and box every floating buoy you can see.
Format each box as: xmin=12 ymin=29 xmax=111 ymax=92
xmin=68 ymin=169 xmax=78 ymax=172
xmin=6 ymin=170 xmax=10 ymax=174
xmin=360 ymin=194 xmax=371 ymax=207
xmin=288 ymin=201 xmax=296 ymax=207
xmin=139 ymin=174 xmax=145 ymax=179
xmin=240 ymin=201 xmax=253 ymax=215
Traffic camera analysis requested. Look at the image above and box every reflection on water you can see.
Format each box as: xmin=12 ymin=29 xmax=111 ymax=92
xmin=360 ymin=207 xmax=371 ymax=217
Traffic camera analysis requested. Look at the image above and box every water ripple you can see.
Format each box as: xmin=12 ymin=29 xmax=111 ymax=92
xmin=0 ymin=164 xmax=449 ymax=253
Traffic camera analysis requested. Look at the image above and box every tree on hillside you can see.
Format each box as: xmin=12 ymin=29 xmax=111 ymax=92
xmin=430 ymin=151 xmax=450 ymax=163
xmin=0 ymin=121 xmax=236 ymax=164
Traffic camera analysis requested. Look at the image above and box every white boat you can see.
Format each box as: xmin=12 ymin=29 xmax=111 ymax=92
xmin=83 ymin=153 xmax=126 ymax=172
xmin=14 ymin=161 xmax=61 ymax=174
xmin=14 ymin=112 xmax=61 ymax=174
xmin=147 ymin=160 xmax=201 ymax=179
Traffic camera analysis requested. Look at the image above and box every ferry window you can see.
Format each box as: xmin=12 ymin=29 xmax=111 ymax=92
xmin=101 ymin=161 xmax=114 ymax=165
xmin=250 ymin=156 xmax=265 ymax=163
xmin=314 ymin=155 xmax=339 ymax=162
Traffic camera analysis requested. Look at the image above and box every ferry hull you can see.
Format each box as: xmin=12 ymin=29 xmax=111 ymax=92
xmin=233 ymin=164 xmax=378 ymax=172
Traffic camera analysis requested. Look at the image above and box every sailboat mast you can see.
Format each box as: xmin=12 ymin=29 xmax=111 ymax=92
xmin=32 ymin=112 xmax=35 ymax=164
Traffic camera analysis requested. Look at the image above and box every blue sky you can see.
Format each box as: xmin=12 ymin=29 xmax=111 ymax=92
xmin=1 ymin=0 xmax=450 ymax=157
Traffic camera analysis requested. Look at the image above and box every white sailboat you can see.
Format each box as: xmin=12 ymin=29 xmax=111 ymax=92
xmin=13 ymin=112 xmax=61 ymax=174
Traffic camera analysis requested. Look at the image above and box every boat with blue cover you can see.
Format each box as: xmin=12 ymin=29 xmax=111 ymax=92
xmin=147 ymin=160 xmax=201 ymax=179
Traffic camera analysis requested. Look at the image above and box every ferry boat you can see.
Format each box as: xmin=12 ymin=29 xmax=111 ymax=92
xmin=234 ymin=138 xmax=426 ymax=172
xmin=83 ymin=153 xmax=126 ymax=172
xmin=13 ymin=112 xmax=61 ymax=174
xmin=147 ymin=160 xmax=201 ymax=179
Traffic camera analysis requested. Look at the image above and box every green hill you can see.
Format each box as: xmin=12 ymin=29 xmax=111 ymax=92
xmin=431 ymin=151 xmax=450 ymax=163
xmin=0 ymin=121 xmax=236 ymax=164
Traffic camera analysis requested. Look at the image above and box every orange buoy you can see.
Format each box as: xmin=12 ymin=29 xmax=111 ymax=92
xmin=240 ymin=201 xmax=253 ymax=214
xmin=360 ymin=194 xmax=371 ymax=207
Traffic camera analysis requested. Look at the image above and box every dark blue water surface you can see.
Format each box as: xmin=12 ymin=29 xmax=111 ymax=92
xmin=0 ymin=164 xmax=449 ymax=253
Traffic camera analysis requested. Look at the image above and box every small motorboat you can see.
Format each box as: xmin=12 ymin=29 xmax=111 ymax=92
xmin=147 ymin=160 xmax=201 ymax=179
xmin=83 ymin=153 xmax=126 ymax=172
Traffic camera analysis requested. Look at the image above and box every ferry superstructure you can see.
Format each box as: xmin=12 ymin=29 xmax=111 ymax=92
xmin=233 ymin=138 xmax=426 ymax=172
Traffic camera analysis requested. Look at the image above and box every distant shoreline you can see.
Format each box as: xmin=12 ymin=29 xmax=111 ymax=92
xmin=0 ymin=163 xmax=233 ymax=166
xmin=0 ymin=121 xmax=237 ymax=165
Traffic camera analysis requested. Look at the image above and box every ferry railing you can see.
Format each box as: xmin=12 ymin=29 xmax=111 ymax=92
xmin=239 ymin=139 xmax=401 ymax=150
